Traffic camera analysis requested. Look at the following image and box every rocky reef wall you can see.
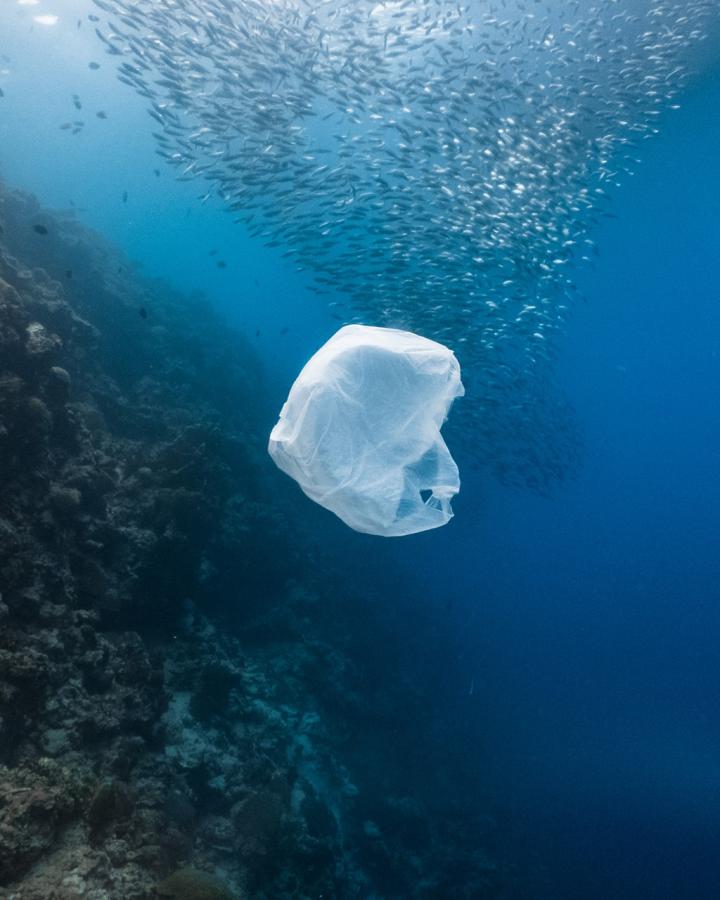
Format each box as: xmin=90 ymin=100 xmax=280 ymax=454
xmin=0 ymin=183 xmax=527 ymax=899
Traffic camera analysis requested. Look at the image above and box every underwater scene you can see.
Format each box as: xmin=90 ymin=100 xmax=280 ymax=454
xmin=1 ymin=0 xmax=719 ymax=897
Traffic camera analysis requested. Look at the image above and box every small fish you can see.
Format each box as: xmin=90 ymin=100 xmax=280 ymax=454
xmin=88 ymin=15 xmax=99 ymax=23
xmin=96 ymin=110 xmax=107 ymax=119
xmin=217 ymin=260 xmax=227 ymax=269
xmin=153 ymin=168 xmax=160 ymax=177
xmin=65 ymin=270 xmax=72 ymax=279
xmin=60 ymin=122 xmax=72 ymax=130
xmin=139 ymin=306 xmax=148 ymax=319
xmin=209 ymin=249 xmax=218 ymax=256
xmin=255 ymin=329 xmax=260 ymax=337
xmin=86 ymin=0 xmax=710 ymax=495
xmin=280 ymin=326 xmax=289 ymax=335
xmin=33 ymin=225 xmax=48 ymax=235
xmin=73 ymin=95 xmax=82 ymax=110
xmin=0 ymin=89 xmax=4 ymax=99
xmin=88 ymin=62 xmax=101 ymax=70
xmin=122 ymin=190 xmax=128 ymax=203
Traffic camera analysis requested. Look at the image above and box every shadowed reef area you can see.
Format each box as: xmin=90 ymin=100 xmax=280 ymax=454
xmin=0 ymin=183 xmax=537 ymax=900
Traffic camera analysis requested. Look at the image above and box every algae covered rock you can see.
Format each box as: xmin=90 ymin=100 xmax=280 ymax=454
xmin=156 ymin=867 xmax=236 ymax=900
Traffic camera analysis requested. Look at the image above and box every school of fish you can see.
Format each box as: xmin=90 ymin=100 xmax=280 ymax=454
xmin=89 ymin=0 xmax=717 ymax=491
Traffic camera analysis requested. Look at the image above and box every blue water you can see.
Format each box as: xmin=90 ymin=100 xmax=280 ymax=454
xmin=2 ymin=4 xmax=720 ymax=897
xmin=286 ymin=66 xmax=720 ymax=899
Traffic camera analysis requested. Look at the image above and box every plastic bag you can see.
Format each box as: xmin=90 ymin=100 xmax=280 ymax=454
xmin=268 ymin=324 xmax=464 ymax=536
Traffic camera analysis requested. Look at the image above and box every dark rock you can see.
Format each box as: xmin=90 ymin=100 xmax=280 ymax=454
xmin=189 ymin=663 xmax=242 ymax=723
xmin=45 ymin=365 xmax=71 ymax=404
xmin=156 ymin=867 xmax=237 ymax=900
xmin=87 ymin=780 xmax=133 ymax=837
xmin=48 ymin=482 xmax=82 ymax=515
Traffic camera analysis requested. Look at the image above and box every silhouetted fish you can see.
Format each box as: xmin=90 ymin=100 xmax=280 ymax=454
xmin=33 ymin=225 xmax=48 ymax=236
xmin=96 ymin=110 xmax=107 ymax=119
xmin=88 ymin=62 xmax=100 ymax=70
xmin=217 ymin=260 xmax=227 ymax=269
xmin=122 ymin=190 xmax=128 ymax=203
xmin=65 ymin=270 xmax=73 ymax=279
xmin=139 ymin=307 xmax=148 ymax=319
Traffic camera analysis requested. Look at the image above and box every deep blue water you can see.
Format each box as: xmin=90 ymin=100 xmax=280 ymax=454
xmin=2 ymin=4 xmax=719 ymax=897
xmin=285 ymin=65 xmax=720 ymax=900
xmin=416 ymin=68 xmax=720 ymax=900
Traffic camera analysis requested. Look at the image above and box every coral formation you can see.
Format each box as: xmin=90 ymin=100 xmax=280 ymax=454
xmin=156 ymin=867 xmax=235 ymax=900
xmin=0 ymin=181 xmax=523 ymax=898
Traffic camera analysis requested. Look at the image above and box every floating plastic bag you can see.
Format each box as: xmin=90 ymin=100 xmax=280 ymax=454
xmin=268 ymin=324 xmax=464 ymax=536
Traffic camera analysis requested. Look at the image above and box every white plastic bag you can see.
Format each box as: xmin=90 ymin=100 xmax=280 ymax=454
xmin=268 ymin=324 xmax=464 ymax=536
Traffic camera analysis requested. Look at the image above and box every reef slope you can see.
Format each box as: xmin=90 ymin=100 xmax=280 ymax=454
xmin=0 ymin=183 xmax=524 ymax=899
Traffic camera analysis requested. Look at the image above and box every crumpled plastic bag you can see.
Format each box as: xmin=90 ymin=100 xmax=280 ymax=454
xmin=268 ymin=324 xmax=464 ymax=536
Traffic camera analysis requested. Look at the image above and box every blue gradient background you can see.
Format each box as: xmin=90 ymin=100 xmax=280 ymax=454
xmin=1 ymin=5 xmax=719 ymax=897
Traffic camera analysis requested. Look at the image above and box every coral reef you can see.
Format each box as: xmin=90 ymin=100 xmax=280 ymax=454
xmin=0 ymin=182 xmax=523 ymax=898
